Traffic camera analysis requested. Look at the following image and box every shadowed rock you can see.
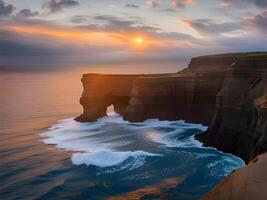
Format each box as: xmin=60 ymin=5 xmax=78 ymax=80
xmin=196 ymin=55 xmax=267 ymax=162
xmin=75 ymin=73 xmax=170 ymax=122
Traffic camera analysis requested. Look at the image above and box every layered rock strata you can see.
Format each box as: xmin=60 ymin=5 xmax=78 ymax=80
xmin=124 ymin=72 xmax=225 ymax=125
xmin=197 ymin=55 xmax=267 ymax=162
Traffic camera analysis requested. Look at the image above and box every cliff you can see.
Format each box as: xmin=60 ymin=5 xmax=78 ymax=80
xmin=76 ymin=52 xmax=267 ymax=199
xmin=124 ymin=72 xmax=225 ymax=124
xmin=198 ymin=55 xmax=267 ymax=200
xmin=76 ymin=53 xmax=237 ymax=123
xmin=196 ymin=55 xmax=267 ymax=162
xmin=76 ymin=72 xmax=225 ymax=124
xmin=75 ymin=73 xmax=171 ymax=122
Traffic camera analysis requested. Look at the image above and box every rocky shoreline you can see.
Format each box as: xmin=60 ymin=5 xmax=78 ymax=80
xmin=76 ymin=52 xmax=267 ymax=199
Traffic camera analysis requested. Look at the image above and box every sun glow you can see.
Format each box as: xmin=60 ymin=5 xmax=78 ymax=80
xmin=134 ymin=37 xmax=144 ymax=44
xmin=0 ymin=24 xmax=168 ymax=48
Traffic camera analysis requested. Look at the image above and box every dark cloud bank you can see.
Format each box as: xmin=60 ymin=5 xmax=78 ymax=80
xmin=221 ymin=0 xmax=267 ymax=8
xmin=0 ymin=0 xmax=15 ymax=16
xmin=43 ymin=0 xmax=79 ymax=13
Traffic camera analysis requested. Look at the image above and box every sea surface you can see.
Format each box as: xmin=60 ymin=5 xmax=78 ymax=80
xmin=0 ymin=70 xmax=244 ymax=200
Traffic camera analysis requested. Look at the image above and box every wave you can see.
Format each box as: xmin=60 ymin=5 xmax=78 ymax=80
xmin=40 ymin=114 xmax=165 ymax=168
xmin=72 ymin=150 xmax=160 ymax=167
xmin=40 ymin=112 xmax=218 ymax=170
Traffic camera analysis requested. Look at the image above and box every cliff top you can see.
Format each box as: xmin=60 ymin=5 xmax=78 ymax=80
xmin=82 ymin=73 xmax=174 ymax=79
xmin=193 ymin=52 xmax=267 ymax=59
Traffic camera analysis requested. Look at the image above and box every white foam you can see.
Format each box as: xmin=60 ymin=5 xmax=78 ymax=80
xmin=207 ymin=156 xmax=244 ymax=176
xmin=143 ymin=121 xmax=207 ymax=148
xmin=40 ymin=113 xmax=208 ymax=169
xmin=71 ymin=150 xmax=159 ymax=167
xmin=40 ymin=114 xmax=164 ymax=169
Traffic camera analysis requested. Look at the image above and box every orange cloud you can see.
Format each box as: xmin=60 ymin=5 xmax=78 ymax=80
xmin=177 ymin=19 xmax=193 ymax=28
xmin=185 ymin=0 xmax=195 ymax=4
xmin=0 ymin=23 xmax=179 ymax=50
xmin=0 ymin=24 xmax=147 ymax=47
xmin=176 ymin=18 xmax=203 ymax=38
xmin=1 ymin=24 xmax=121 ymax=46
xmin=171 ymin=0 xmax=195 ymax=8
xmin=219 ymin=2 xmax=232 ymax=8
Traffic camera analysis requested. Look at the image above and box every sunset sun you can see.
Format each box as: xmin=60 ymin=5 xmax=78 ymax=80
xmin=134 ymin=37 xmax=144 ymax=44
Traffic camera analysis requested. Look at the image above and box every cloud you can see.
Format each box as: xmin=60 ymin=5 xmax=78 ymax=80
xmin=220 ymin=0 xmax=267 ymax=8
xmin=43 ymin=0 xmax=79 ymax=13
xmin=0 ymin=30 xmax=69 ymax=56
xmin=93 ymin=15 xmax=137 ymax=32
xmin=124 ymin=4 xmax=140 ymax=9
xmin=146 ymin=0 xmax=160 ymax=8
xmin=70 ymin=14 xmax=197 ymax=44
xmin=178 ymin=18 xmax=242 ymax=36
xmin=17 ymin=9 xmax=39 ymax=17
xmin=0 ymin=15 xmax=201 ymax=69
xmin=245 ymin=11 xmax=267 ymax=34
xmin=0 ymin=0 xmax=15 ymax=16
xmin=179 ymin=10 xmax=267 ymax=38
xmin=68 ymin=15 xmax=95 ymax=24
xmin=92 ymin=14 xmax=161 ymax=33
xmin=250 ymin=0 xmax=267 ymax=8
xmin=218 ymin=2 xmax=232 ymax=8
xmin=0 ymin=27 xmax=78 ymax=69
xmin=159 ymin=8 xmax=176 ymax=12
xmin=171 ymin=0 xmax=195 ymax=9
xmin=0 ymin=26 xmax=196 ymax=71
xmin=146 ymin=0 xmax=194 ymax=10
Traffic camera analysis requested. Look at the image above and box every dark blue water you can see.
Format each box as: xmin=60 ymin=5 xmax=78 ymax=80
xmin=0 ymin=72 xmax=244 ymax=200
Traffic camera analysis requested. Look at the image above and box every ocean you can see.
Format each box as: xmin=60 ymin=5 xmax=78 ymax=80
xmin=0 ymin=70 xmax=244 ymax=200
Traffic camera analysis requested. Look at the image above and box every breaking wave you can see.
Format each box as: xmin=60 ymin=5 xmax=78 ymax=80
xmin=40 ymin=112 xmax=244 ymax=174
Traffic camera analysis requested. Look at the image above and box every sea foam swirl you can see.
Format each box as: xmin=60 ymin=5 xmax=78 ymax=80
xmin=40 ymin=111 xmax=243 ymax=173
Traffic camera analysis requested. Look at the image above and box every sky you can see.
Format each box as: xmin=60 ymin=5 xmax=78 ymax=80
xmin=0 ymin=0 xmax=267 ymax=72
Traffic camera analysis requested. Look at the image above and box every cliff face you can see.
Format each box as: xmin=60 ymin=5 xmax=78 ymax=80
xmin=75 ymin=74 xmax=145 ymax=122
xmin=76 ymin=52 xmax=267 ymax=199
xmin=76 ymin=54 xmax=236 ymax=124
xmin=76 ymin=73 xmax=225 ymax=124
xmin=197 ymin=55 xmax=267 ymax=162
xmin=75 ymin=73 xmax=168 ymax=122
xmin=125 ymin=73 xmax=225 ymax=125
xmin=193 ymin=55 xmax=267 ymax=200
